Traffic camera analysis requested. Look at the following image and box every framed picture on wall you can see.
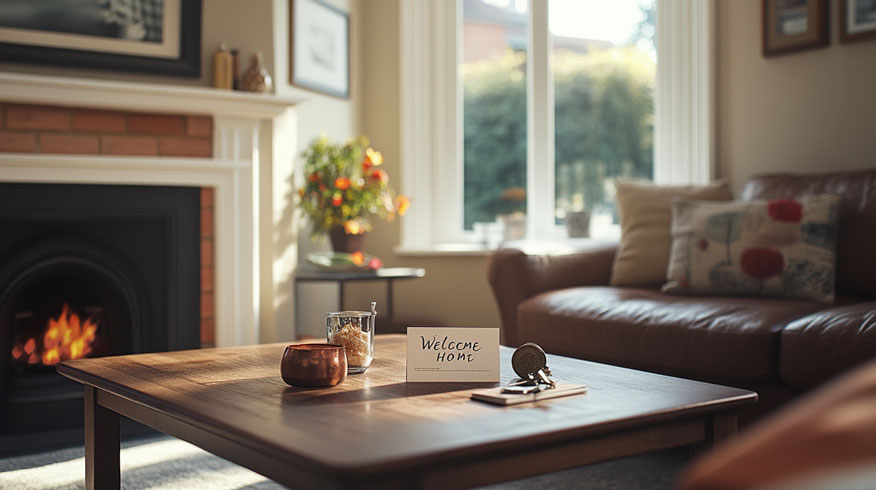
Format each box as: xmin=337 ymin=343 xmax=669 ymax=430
xmin=290 ymin=0 xmax=350 ymax=98
xmin=762 ymin=0 xmax=829 ymax=57
xmin=840 ymin=0 xmax=876 ymax=43
xmin=0 ymin=0 xmax=201 ymax=77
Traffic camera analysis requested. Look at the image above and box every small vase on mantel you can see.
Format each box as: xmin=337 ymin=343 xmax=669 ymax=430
xmin=329 ymin=227 xmax=365 ymax=253
xmin=241 ymin=51 xmax=273 ymax=93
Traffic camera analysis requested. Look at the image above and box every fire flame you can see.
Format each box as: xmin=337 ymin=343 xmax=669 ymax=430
xmin=10 ymin=304 xmax=98 ymax=365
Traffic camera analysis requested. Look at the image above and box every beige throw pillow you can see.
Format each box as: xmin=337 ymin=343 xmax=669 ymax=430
xmin=611 ymin=180 xmax=732 ymax=287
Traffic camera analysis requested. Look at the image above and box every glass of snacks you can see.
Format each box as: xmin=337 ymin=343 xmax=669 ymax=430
xmin=326 ymin=303 xmax=375 ymax=374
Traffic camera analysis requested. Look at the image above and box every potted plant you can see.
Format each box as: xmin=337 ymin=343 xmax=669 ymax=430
xmin=297 ymin=135 xmax=409 ymax=253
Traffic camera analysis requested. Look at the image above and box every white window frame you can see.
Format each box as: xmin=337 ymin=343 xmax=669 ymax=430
xmin=400 ymin=0 xmax=715 ymax=250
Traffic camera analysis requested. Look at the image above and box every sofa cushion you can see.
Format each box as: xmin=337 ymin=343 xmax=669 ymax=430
xmin=517 ymin=287 xmax=827 ymax=383
xmin=741 ymin=169 xmax=876 ymax=299
xmin=611 ymin=180 xmax=732 ymax=288
xmin=780 ymin=302 xmax=876 ymax=389
xmin=664 ymin=195 xmax=840 ymax=303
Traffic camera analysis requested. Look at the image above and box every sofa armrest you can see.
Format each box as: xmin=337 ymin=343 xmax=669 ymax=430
xmin=487 ymin=243 xmax=617 ymax=346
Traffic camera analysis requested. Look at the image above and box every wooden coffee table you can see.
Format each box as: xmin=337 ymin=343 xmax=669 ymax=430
xmin=58 ymin=335 xmax=756 ymax=489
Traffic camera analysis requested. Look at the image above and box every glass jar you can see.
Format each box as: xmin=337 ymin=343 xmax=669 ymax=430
xmin=326 ymin=310 xmax=374 ymax=374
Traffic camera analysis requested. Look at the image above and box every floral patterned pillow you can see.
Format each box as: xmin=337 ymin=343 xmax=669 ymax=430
xmin=663 ymin=195 xmax=840 ymax=303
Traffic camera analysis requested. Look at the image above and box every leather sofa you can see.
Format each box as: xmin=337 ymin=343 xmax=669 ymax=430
xmin=488 ymin=169 xmax=876 ymax=419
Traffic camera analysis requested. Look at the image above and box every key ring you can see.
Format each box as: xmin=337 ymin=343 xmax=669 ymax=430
xmin=535 ymin=367 xmax=556 ymax=389
xmin=502 ymin=342 xmax=556 ymax=394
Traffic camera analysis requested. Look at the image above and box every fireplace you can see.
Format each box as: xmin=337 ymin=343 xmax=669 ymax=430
xmin=0 ymin=183 xmax=200 ymax=453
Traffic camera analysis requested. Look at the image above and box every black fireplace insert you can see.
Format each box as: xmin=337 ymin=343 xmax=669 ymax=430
xmin=0 ymin=183 xmax=200 ymax=454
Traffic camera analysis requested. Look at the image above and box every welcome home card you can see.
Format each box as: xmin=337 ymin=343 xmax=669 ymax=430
xmin=406 ymin=327 xmax=500 ymax=382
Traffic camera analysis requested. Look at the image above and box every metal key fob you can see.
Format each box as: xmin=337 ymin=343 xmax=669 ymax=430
xmin=509 ymin=342 xmax=556 ymax=390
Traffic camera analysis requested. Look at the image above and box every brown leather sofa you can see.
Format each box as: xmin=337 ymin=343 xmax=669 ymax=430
xmin=488 ymin=169 xmax=876 ymax=419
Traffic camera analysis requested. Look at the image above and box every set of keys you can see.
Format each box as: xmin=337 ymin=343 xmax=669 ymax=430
xmin=501 ymin=342 xmax=557 ymax=395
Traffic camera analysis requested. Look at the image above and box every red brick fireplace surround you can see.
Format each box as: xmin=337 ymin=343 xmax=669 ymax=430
xmin=0 ymin=103 xmax=216 ymax=345
xmin=0 ymin=103 xmax=212 ymax=158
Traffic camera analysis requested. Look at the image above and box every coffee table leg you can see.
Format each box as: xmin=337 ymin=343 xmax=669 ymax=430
xmin=708 ymin=412 xmax=738 ymax=445
xmin=691 ymin=412 xmax=737 ymax=458
xmin=385 ymin=278 xmax=394 ymax=329
xmin=85 ymin=385 xmax=120 ymax=490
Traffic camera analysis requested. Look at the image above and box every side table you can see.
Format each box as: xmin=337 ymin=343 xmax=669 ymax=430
xmin=294 ymin=267 xmax=425 ymax=334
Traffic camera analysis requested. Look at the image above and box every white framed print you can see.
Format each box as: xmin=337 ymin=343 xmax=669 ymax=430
xmin=290 ymin=0 xmax=350 ymax=98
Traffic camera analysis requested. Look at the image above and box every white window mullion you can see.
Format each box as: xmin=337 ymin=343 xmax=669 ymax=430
xmin=527 ymin=0 xmax=555 ymax=238
xmin=451 ymin=1 xmax=464 ymax=243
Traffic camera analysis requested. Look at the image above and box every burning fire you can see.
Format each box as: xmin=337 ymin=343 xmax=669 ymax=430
xmin=10 ymin=304 xmax=98 ymax=365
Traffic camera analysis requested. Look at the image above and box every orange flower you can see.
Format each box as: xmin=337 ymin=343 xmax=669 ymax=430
xmin=319 ymin=184 xmax=327 ymax=192
xmin=371 ymin=169 xmax=388 ymax=183
xmin=395 ymin=195 xmax=410 ymax=216
xmin=297 ymin=188 xmax=306 ymax=199
xmin=343 ymin=219 xmax=362 ymax=235
xmin=332 ymin=193 xmax=343 ymax=206
xmin=351 ymin=251 xmax=365 ymax=266
xmin=334 ymin=177 xmax=351 ymax=190
xmin=308 ymin=172 xmax=320 ymax=182
xmin=362 ymin=160 xmax=372 ymax=173
xmin=500 ymin=186 xmax=526 ymax=202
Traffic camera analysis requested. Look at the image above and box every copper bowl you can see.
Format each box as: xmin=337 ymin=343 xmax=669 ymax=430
xmin=281 ymin=343 xmax=347 ymax=387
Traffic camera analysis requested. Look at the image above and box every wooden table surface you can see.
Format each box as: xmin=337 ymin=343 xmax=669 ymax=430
xmin=58 ymin=335 xmax=756 ymax=489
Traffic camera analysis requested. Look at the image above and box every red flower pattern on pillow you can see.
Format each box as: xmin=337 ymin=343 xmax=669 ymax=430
xmin=767 ymin=199 xmax=803 ymax=223
xmin=740 ymin=248 xmax=784 ymax=280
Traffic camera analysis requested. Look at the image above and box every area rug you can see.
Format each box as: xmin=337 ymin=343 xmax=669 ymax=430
xmin=0 ymin=435 xmax=687 ymax=490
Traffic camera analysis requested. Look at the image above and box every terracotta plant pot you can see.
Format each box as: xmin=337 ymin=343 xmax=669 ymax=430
xmin=329 ymin=226 xmax=365 ymax=253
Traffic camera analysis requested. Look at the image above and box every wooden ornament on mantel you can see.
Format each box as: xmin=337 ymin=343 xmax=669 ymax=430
xmin=241 ymin=51 xmax=273 ymax=93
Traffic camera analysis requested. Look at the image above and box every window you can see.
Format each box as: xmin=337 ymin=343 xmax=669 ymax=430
xmin=401 ymin=0 xmax=714 ymax=250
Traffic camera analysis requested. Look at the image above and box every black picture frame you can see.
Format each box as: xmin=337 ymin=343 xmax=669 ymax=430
xmin=762 ymin=0 xmax=829 ymax=57
xmin=290 ymin=0 xmax=350 ymax=99
xmin=0 ymin=0 xmax=202 ymax=78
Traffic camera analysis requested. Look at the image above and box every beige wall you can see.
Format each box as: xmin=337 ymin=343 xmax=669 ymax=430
xmin=717 ymin=0 xmax=876 ymax=191
xmin=280 ymin=0 xmax=361 ymax=339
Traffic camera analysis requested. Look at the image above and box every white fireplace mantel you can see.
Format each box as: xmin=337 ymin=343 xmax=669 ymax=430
xmin=0 ymin=72 xmax=305 ymax=118
xmin=0 ymin=72 xmax=306 ymax=347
